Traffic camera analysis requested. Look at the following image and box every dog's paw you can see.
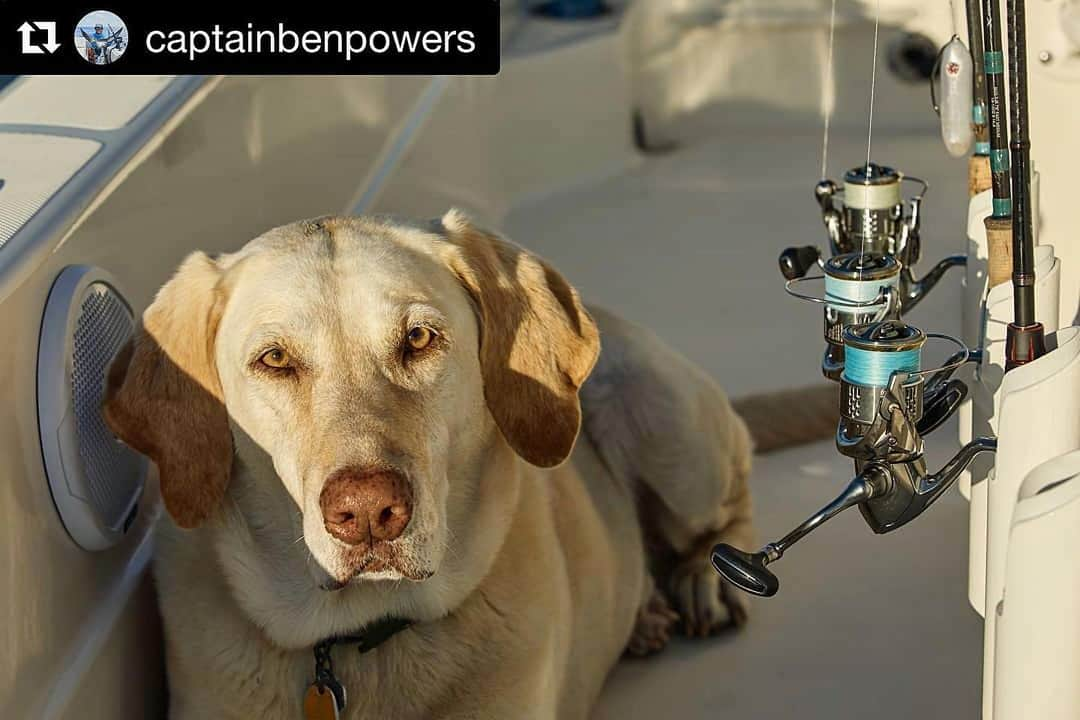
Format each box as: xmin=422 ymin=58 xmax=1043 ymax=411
xmin=625 ymin=588 xmax=680 ymax=657
xmin=670 ymin=559 xmax=749 ymax=637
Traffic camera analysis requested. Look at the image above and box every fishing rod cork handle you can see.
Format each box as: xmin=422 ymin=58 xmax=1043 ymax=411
xmin=984 ymin=215 xmax=1013 ymax=288
xmin=969 ymin=155 xmax=992 ymax=196
xmin=778 ymin=245 xmax=822 ymax=281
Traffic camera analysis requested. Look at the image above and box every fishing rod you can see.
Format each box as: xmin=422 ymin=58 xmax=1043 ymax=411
xmin=966 ymin=0 xmax=991 ymax=195
xmin=981 ymin=0 xmax=1014 ymax=288
xmin=1004 ymin=0 xmax=1046 ymax=369
xmin=981 ymin=0 xmax=1011 ymax=214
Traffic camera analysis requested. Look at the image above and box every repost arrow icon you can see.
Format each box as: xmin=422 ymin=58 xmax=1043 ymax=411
xmin=18 ymin=20 xmax=60 ymax=55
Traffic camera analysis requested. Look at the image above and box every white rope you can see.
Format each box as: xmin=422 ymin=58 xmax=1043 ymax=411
xmin=820 ymin=0 xmax=839 ymax=180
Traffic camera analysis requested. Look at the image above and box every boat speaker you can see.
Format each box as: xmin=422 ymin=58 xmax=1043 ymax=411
xmin=37 ymin=265 xmax=146 ymax=551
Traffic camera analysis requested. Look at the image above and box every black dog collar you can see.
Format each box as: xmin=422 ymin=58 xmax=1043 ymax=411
xmin=308 ymin=616 xmax=413 ymax=716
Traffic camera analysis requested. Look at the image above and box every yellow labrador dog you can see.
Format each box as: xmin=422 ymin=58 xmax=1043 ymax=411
xmin=104 ymin=211 xmax=830 ymax=719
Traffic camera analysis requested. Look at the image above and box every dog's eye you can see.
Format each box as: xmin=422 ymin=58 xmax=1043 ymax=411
xmin=259 ymin=348 xmax=292 ymax=369
xmin=405 ymin=326 xmax=437 ymax=352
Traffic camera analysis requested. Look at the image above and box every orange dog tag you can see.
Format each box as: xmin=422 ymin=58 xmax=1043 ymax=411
xmin=304 ymin=683 xmax=340 ymax=720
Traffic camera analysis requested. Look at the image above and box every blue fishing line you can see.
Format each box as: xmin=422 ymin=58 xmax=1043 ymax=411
xmin=824 ymin=274 xmax=894 ymax=311
xmin=842 ymin=346 xmax=921 ymax=386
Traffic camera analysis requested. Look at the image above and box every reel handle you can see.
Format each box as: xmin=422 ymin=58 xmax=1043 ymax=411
xmin=714 ymin=440 xmax=999 ymax=597
xmin=712 ymin=467 xmax=888 ymax=597
xmin=778 ymin=245 xmax=822 ymax=281
xmin=710 ymin=545 xmax=779 ymax=597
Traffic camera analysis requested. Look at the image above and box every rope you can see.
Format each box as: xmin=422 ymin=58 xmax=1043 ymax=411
xmin=732 ymin=384 xmax=840 ymax=454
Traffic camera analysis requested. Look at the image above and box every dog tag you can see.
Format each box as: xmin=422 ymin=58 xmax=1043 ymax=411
xmin=304 ymin=683 xmax=341 ymax=720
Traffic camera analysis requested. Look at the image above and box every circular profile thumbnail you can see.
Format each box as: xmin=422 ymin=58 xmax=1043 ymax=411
xmin=75 ymin=10 xmax=128 ymax=66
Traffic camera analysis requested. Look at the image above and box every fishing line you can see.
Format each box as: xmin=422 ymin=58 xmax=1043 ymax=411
xmin=820 ymin=0 xmax=839 ymax=180
xmin=859 ymin=0 xmax=883 ymax=285
xmin=863 ymin=0 xmax=881 ymax=184
xmin=947 ymin=0 xmax=959 ymax=37
xmin=843 ymin=344 xmax=922 ymax=386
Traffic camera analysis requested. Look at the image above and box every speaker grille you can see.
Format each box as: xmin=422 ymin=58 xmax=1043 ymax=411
xmin=39 ymin=265 xmax=146 ymax=551
xmin=71 ymin=283 xmax=142 ymax=526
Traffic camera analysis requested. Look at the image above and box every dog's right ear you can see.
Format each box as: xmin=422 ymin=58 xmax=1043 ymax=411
xmin=103 ymin=252 xmax=232 ymax=529
xmin=438 ymin=210 xmax=600 ymax=468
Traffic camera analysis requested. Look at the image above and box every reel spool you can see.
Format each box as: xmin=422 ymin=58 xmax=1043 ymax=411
xmin=839 ymin=321 xmax=926 ymax=432
xmin=784 ymin=252 xmax=900 ymax=381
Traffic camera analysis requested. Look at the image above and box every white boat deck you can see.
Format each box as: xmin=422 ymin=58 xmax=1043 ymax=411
xmin=503 ymin=121 xmax=980 ymax=718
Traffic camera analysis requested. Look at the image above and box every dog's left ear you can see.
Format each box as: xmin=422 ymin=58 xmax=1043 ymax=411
xmin=439 ymin=209 xmax=600 ymax=468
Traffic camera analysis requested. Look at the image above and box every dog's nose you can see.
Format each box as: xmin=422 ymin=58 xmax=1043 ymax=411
xmin=320 ymin=468 xmax=413 ymax=546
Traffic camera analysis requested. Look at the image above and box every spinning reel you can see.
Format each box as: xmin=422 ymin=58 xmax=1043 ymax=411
xmin=710 ymin=320 xmax=994 ymax=597
xmin=778 ymin=163 xmax=966 ymax=380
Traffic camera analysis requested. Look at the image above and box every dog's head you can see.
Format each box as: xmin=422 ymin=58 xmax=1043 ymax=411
xmin=104 ymin=211 xmax=598 ymax=594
